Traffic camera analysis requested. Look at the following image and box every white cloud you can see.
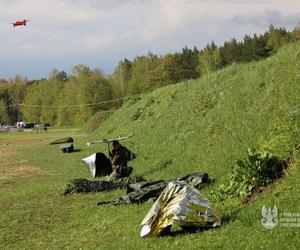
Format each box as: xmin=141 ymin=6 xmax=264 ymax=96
xmin=0 ymin=0 xmax=299 ymax=79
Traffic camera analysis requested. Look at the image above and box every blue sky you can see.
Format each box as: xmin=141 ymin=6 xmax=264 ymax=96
xmin=0 ymin=0 xmax=299 ymax=79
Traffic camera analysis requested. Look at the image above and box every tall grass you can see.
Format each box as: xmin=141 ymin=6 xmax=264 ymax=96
xmin=1 ymin=43 xmax=300 ymax=249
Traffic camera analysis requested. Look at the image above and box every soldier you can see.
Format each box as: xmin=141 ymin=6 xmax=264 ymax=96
xmin=108 ymin=140 xmax=135 ymax=180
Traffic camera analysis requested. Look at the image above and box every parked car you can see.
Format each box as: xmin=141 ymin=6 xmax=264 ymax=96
xmin=24 ymin=123 xmax=36 ymax=129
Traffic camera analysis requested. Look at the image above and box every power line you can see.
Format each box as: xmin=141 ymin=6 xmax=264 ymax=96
xmin=19 ymin=97 xmax=125 ymax=108
xmin=0 ymin=104 xmax=18 ymax=111
xmin=0 ymin=94 xmax=141 ymax=110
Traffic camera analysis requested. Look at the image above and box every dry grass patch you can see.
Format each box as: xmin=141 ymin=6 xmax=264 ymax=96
xmin=0 ymin=164 xmax=40 ymax=187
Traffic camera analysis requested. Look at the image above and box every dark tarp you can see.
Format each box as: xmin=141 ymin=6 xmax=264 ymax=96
xmin=112 ymin=172 xmax=209 ymax=205
xmin=63 ymin=172 xmax=209 ymax=205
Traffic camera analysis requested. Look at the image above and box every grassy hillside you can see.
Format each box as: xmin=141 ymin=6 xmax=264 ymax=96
xmin=92 ymin=42 xmax=300 ymax=182
xmin=1 ymin=43 xmax=300 ymax=249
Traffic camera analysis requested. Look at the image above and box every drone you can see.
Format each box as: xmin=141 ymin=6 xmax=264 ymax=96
xmin=11 ymin=19 xmax=30 ymax=27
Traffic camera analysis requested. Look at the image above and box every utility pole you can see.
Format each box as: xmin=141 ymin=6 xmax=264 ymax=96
xmin=16 ymin=99 xmax=20 ymax=125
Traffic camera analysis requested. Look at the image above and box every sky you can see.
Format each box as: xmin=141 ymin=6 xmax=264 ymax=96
xmin=0 ymin=0 xmax=299 ymax=80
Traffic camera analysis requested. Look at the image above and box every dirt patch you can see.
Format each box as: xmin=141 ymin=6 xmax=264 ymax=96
xmin=0 ymin=165 xmax=40 ymax=187
xmin=0 ymin=136 xmax=56 ymax=187
xmin=0 ymin=137 xmax=44 ymax=157
xmin=1 ymin=138 xmax=43 ymax=146
xmin=0 ymin=147 xmax=16 ymax=157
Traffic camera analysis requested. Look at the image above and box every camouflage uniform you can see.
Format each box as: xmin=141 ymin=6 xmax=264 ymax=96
xmin=108 ymin=145 xmax=135 ymax=180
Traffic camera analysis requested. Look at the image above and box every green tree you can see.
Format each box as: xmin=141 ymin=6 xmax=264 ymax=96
xmin=127 ymin=53 xmax=159 ymax=95
xmin=71 ymin=65 xmax=113 ymax=124
xmin=240 ymin=34 xmax=270 ymax=62
xmin=21 ymin=72 xmax=65 ymax=125
xmin=0 ymin=76 xmax=27 ymax=124
xmin=197 ymin=42 xmax=222 ymax=75
xmin=266 ymin=25 xmax=291 ymax=52
xmin=110 ymin=59 xmax=132 ymax=106
xmin=21 ymin=82 xmax=43 ymax=123
xmin=48 ymin=69 xmax=68 ymax=82
xmin=220 ymin=38 xmax=242 ymax=65
xmin=152 ymin=54 xmax=183 ymax=85
xmin=56 ymin=78 xmax=80 ymax=126
xmin=175 ymin=46 xmax=199 ymax=80
xmin=0 ymin=86 xmax=10 ymax=124
xmin=291 ymin=24 xmax=300 ymax=41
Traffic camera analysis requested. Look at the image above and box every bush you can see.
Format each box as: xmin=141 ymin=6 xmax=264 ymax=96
xmin=212 ymin=147 xmax=285 ymax=200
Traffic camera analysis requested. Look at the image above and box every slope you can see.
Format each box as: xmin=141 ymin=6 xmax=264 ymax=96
xmin=93 ymin=43 xmax=300 ymax=183
xmin=1 ymin=43 xmax=299 ymax=250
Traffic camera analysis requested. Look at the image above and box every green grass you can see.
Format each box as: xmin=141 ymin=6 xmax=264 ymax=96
xmin=1 ymin=43 xmax=300 ymax=249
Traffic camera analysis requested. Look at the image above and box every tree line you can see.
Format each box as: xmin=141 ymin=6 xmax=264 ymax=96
xmin=1 ymin=25 xmax=300 ymax=126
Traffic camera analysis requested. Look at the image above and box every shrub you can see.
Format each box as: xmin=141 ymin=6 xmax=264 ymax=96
xmin=212 ymin=147 xmax=286 ymax=200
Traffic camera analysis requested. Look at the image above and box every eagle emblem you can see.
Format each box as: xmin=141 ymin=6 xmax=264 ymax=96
xmin=261 ymin=205 xmax=278 ymax=229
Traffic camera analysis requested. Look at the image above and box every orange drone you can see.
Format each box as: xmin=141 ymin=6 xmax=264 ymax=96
xmin=11 ymin=19 xmax=30 ymax=27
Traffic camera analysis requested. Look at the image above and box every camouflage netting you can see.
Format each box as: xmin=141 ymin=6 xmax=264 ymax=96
xmin=63 ymin=172 xmax=210 ymax=206
xmin=63 ymin=176 xmax=146 ymax=195
xmin=63 ymin=178 xmax=121 ymax=195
